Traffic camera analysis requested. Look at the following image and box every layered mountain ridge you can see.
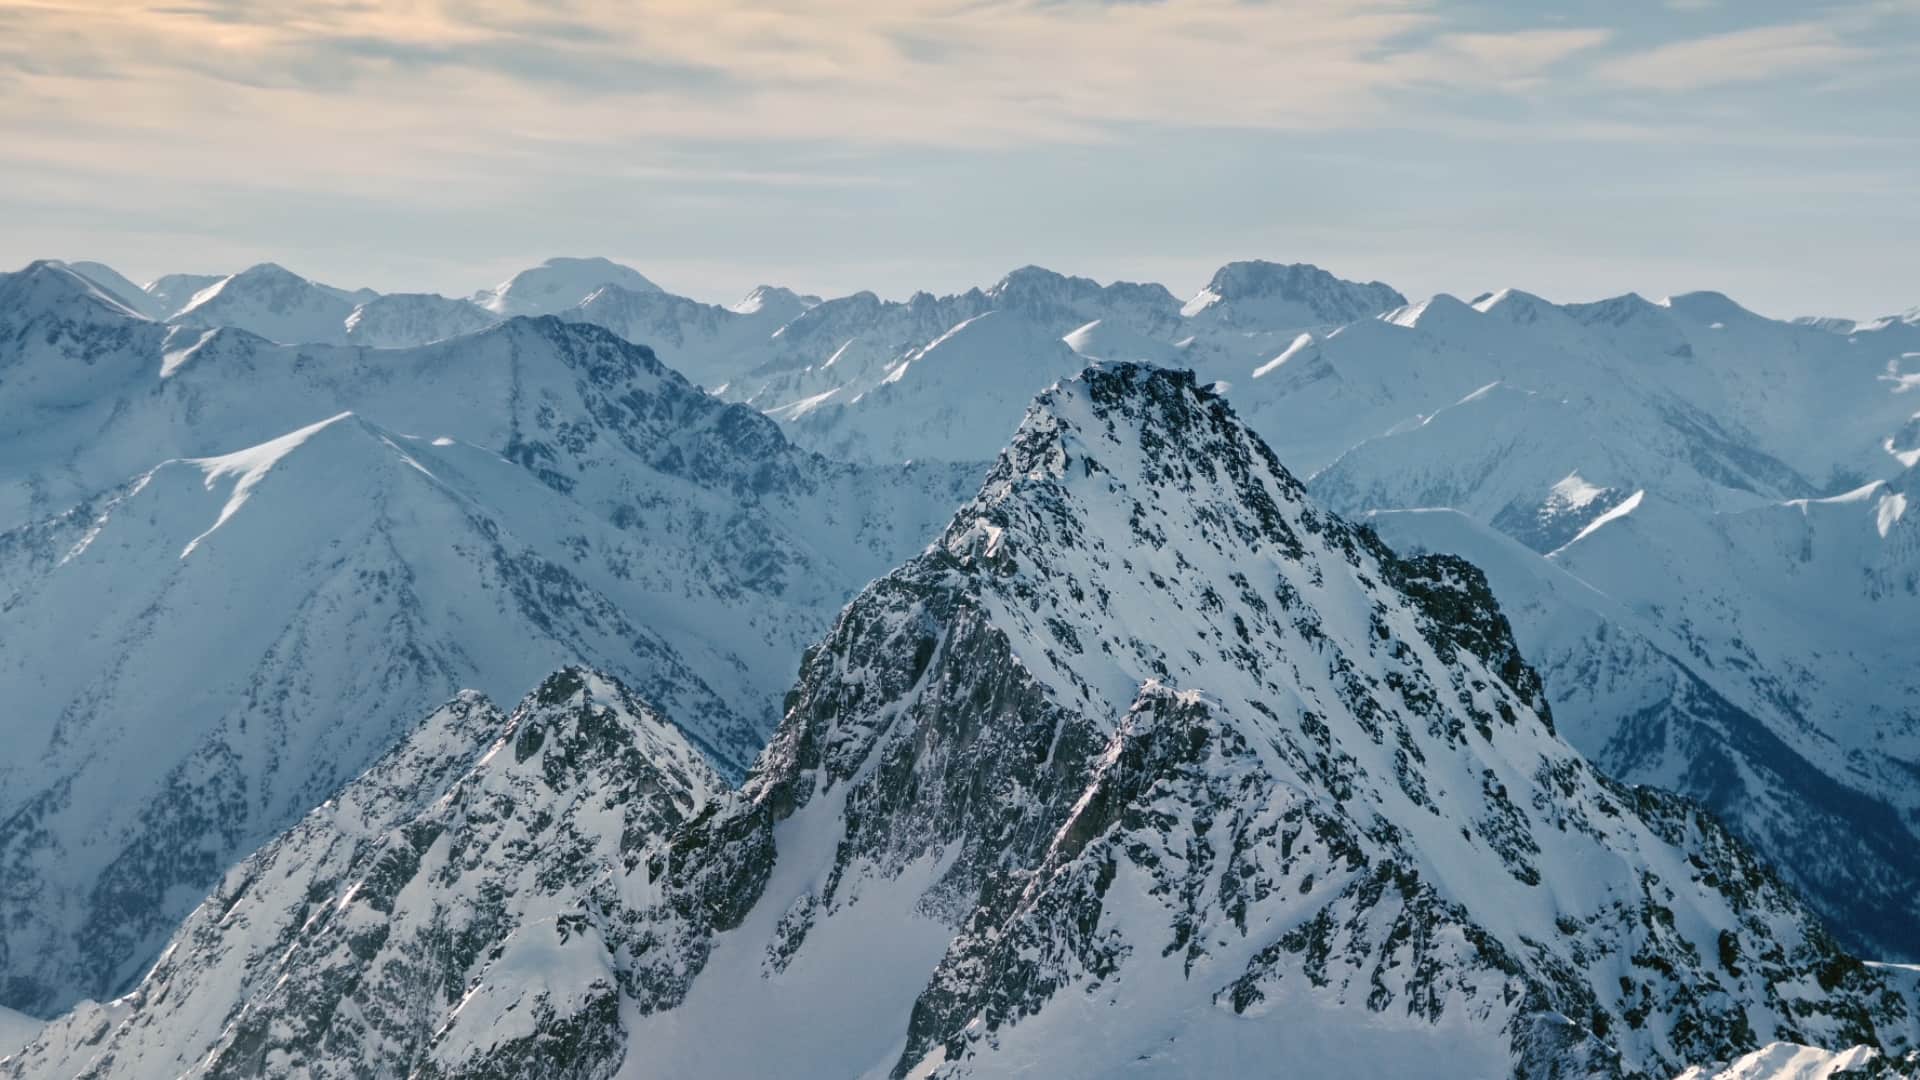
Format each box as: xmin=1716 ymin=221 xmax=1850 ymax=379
xmin=0 ymin=265 xmax=973 ymax=1017
xmin=11 ymin=365 xmax=1913 ymax=1079
xmin=6 ymin=250 xmax=1919 ymax=1077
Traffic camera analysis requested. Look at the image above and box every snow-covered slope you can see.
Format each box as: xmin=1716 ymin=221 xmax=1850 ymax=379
xmin=1243 ymin=285 xmax=1917 ymax=497
xmin=558 ymin=283 xmax=801 ymax=390
xmin=1311 ymin=380 xmax=1809 ymax=552
xmin=0 ymin=1011 xmax=36 ymax=1063
xmin=60 ymin=262 xmax=166 ymax=320
xmin=19 ymin=365 xmax=1911 ymax=1079
xmin=122 ymin=261 xmax=497 ymax=347
xmin=1674 ymin=1042 xmax=1916 ymax=1080
xmin=342 ymin=291 xmax=498 ymax=347
xmin=731 ymin=283 xmax=820 ymax=320
xmin=1063 ymin=316 xmax=1188 ymax=366
xmin=725 ymin=262 xmax=1399 ymax=465
xmin=1369 ymin=506 xmax=1920 ymax=968
xmin=473 ymin=256 xmax=661 ymax=316
xmin=0 ymin=263 xmax=167 ymax=508
xmin=773 ymin=309 xmax=1093 ymax=463
xmin=168 ymin=263 xmax=375 ymax=345
xmin=140 ymin=272 xmax=224 ymax=319
xmin=0 ymin=279 xmax=975 ymax=1018
xmin=1202 ymin=282 xmax=1920 ymax=962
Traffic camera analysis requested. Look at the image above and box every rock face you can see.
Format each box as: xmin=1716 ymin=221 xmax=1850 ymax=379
xmin=3 ymin=670 xmax=725 ymax=1080
xmin=1235 ymin=286 xmax=1920 ymax=962
xmin=14 ymin=365 xmax=1913 ymax=1079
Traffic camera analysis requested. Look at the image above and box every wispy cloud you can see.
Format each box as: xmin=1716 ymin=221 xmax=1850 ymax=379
xmin=1593 ymin=23 xmax=1872 ymax=91
xmin=0 ymin=1 xmax=1613 ymax=162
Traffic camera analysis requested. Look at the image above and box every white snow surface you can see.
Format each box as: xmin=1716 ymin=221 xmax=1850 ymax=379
xmin=0 ymin=1010 xmax=39 ymax=1061
xmin=1673 ymin=1043 xmax=1884 ymax=1080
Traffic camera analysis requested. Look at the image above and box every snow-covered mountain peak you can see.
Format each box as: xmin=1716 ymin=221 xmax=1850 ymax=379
xmin=61 ymin=261 xmax=166 ymax=320
xmin=729 ymin=283 xmax=818 ymax=320
xmin=1383 ymin=291 xmax=1481 ymax=331
xmin=2 ymin=260 xmax=149 ymax=323
xmin=140 ymin=272 xmax=223 ymax=319
xmin=182 ymin=261 xmax=350 ymax=308
xmin=0 ymin=261 xmax=168 ymax=418
xmin=474 ymin=256 xmax=661 ymax=316
xmin=1563 ymin=290 xmax=1668 ymax=328
xmin=168 ymin=263 xmax=370 ymax=344
xmin=719 ymin=361 xmax=1919 ymax=1076
xmin=2 ymin=668 xmax=727 ymax=1080
xmin=1470 ymin=286 xmax=1570 ymax=329
xmin=1661 ymin=290 xmax=1760 ymax=326
xmin=1182 ymin=259 xmax=1406 ymax=325
xmin=988 ymin=264 xmax=1181 ymax=315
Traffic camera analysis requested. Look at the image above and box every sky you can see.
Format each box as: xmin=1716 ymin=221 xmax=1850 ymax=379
xmin=2 ymin=0 xmax=1916 ymax=319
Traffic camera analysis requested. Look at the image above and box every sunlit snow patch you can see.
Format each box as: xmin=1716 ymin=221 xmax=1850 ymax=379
xmin=1252 ymin=332 xmax=1315 ymax=379
xmin=1552 ymin=488 xmax=1645 ymax=553
xmin=1671 ymin=1042 xmax=1883 ymax=1080
xmin=1877 ymin=492 xmax=1908 ymax=538
xmin=179 ymin=412 xmax=356 ymax=558
xmin=160 ymin=327 xmax=220 ymax=378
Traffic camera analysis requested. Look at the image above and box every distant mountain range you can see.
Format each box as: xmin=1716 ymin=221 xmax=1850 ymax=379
xmin=3 ymin=251 xmax=1917 ymax=1078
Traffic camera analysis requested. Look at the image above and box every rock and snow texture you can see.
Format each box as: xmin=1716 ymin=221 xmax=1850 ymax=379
xmin=718 ymin=261 xmax=1401 ymax=464
xmin=168 ymin=263 xmax=379 ymax=345
xmin=458 ymin=257 xmax=1920 ymax=962
xmin=149 ymin=263 xmax=495 ymax=347
xmin=556 ymin=282 xmax=809 ymax=391
xmin=57 ymin=262 xmax=166 ymax=320
xmin=773 ymin=309 xmax=1095 ymax=464
xmin=3 ymin=669 xmax=725 ymax=1080
xmin=1673 ymin=1042 xmax=1918 ymax=1079
xmin=342 ymin=291 xmax=500 ymax=347
xmin=1291 ymin=289 xmax=1920 ymax=961
xmin=0 ymin=263 xmax=973 ymax=1018
xmin=16 ymin=365 xmax=1913 ymax=1079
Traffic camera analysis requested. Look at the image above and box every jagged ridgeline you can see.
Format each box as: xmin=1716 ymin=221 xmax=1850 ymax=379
xmin=10 ymin=365 xmax=1916 ymax=1079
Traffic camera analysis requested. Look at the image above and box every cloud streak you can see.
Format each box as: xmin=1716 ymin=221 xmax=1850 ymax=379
xmin=1593 ymin=23 xmax=1873 ymax=91
xmin=0 ymin=1 xmax=1610 ymax=155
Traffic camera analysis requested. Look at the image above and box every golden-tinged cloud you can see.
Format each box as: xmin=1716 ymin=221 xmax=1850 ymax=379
xmin=6 ymin=0 xmax=1906 ymax=206
xmin=0 ymin=0 xmax=1625 ymax=194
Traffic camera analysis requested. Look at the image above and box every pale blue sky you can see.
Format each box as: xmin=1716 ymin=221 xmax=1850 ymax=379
xmin=3 ymin=0 xmax=1915 ymax=318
